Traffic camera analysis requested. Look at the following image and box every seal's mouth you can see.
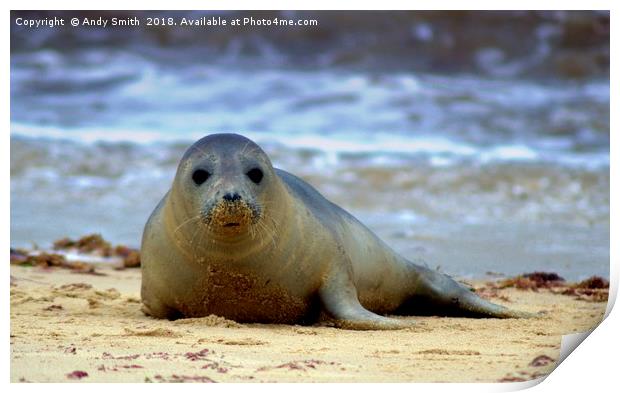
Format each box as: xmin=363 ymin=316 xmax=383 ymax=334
xmin=204 ymin=200 xmax=260 ymax=235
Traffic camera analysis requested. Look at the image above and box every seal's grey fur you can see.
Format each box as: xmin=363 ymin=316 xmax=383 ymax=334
xmin=141 ymin=133 xmax=531 ymax=330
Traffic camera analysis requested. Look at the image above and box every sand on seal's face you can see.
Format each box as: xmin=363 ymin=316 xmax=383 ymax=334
xmin=10 ymin=264 xmax=605 ymax=383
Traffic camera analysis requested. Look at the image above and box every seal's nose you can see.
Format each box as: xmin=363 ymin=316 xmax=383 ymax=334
xmin=223 ymin=192 xmax=241 ymax=202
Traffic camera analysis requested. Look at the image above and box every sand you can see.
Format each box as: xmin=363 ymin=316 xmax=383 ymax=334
xmin=10 ymin=264 xmax=606 ymax=383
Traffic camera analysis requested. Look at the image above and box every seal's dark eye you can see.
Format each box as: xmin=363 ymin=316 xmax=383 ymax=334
xmin=246 ymin=168 xmax=263 ymax=184
xmin=192 ymin=169 xmax=210 ymax=185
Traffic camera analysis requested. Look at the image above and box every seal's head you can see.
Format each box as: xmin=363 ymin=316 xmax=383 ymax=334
xmin=171 ymin=133 xmax=275 ymax=239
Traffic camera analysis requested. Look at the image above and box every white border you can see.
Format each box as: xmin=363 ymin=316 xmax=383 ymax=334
xmin=4 ymin=2 xmax=616 ymax=392
xmin=2 ymin=0 xmax=616 ymax=11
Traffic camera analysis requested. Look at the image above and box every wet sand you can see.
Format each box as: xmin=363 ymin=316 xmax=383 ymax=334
xmin=10 ymin=264 xmax=606 ymax=383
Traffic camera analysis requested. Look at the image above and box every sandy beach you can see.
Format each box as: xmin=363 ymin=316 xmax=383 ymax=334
xmin=10 ymin=262 xmax=606 ymax=383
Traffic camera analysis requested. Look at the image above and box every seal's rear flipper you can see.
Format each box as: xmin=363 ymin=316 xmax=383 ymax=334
xmin=447 ymin=288 xmax=538 ymax=318
xmin=404 ymin=264 xmax=537 ymax=318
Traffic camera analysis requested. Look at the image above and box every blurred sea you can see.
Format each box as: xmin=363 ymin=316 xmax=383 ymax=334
xmin=10 ymin=11 xmax=609 ymax=280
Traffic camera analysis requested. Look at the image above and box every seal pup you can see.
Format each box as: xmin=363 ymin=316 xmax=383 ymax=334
xmin=141 ymin=133 xmax=532 ymax=330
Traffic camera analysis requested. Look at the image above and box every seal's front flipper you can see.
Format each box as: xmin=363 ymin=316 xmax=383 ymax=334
xmin=319 ymin=274 xmax=413 ymax=330
xmin=141 ymin=294 xmax=183 ymax=320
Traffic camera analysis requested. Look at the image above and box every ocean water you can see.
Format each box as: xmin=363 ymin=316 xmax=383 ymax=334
xmin=10 ymin=11 xmax=609 ymax=280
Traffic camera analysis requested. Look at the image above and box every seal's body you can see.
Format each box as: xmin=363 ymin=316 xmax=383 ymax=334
xmin=141 ymin=133 xmax=530 ymax=330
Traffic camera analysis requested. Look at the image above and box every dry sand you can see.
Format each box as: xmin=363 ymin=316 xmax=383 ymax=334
xmin=10 ymin=264 xmax=606 ymax=383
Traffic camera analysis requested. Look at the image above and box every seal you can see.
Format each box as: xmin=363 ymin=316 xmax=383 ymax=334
xmin=141 ymin=133 xmax=532 ymax=330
